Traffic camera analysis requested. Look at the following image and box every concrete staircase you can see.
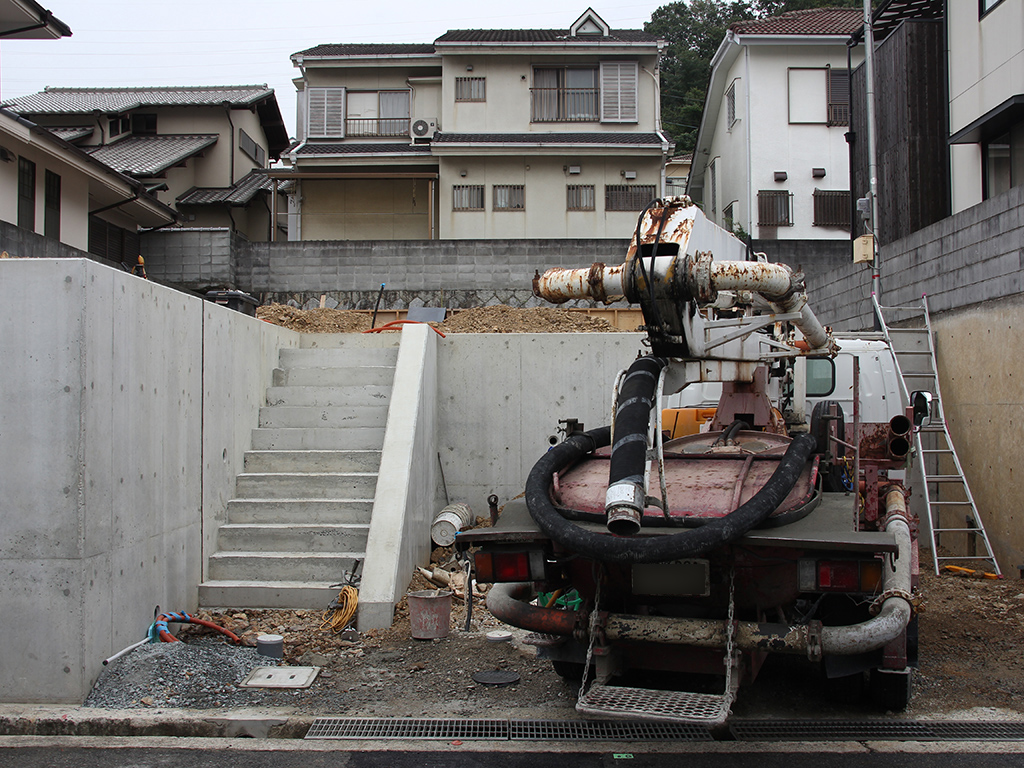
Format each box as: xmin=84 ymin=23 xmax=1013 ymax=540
xmin=199 ymin=338 xmax=400 ymax=609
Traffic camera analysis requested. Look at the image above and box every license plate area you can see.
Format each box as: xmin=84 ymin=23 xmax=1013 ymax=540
xmin=632 ymin=559 xmax=710 ymax=597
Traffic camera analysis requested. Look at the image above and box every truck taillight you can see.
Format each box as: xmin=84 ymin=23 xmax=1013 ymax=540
xmin=474 ymin=551 xmax=541 ymax=583
xmin=800 ymin=558 xmax=883 ymax=593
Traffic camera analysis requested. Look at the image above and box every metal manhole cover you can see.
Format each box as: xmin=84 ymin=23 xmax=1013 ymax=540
xmin=472 ymin=670 xmax=520 ymax=686
xmin=239 ymin=666 xmax=320 ymax=688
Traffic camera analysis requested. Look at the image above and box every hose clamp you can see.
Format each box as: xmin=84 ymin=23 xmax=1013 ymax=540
xmin=869 ymin=588 xmax=917 ymax=616
xmin=806 ymin=620 xmax=823 ymax=662
xmin=605 ymin=481 xmax=644 ymax=512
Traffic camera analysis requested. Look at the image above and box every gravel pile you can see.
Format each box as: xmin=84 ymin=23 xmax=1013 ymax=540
xmin=85 ymin=638 xmax=273 ymax=710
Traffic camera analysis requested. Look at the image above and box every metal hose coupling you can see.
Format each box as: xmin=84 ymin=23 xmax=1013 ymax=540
xmin=605 ymin=479 xmax=646 ymax=536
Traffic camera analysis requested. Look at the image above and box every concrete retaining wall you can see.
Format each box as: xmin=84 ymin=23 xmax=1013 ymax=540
xmin=932 ymin=296 xmax=1024 ymax=571
xmin=359 ymin=325 xmax=444 ymax=629
xmin=0 ymin=258 xmax=297 ymax=703
xmin=436 ymin=333 xmax=645 ymax=504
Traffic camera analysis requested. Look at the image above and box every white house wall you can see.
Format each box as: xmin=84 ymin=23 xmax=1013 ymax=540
xmin=748 ymin=45 xmax=857 ymax=239
xmin=948 ymin=0 xmax=1024 ymax=213
xmin=441 ymin=53 xmax=661 ymax=134
xmin=439 ymin=155 xmax=662 ymax=239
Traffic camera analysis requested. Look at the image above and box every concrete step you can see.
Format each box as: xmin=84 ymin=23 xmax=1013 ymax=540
xmin=258 ymin=405 xmax=388 ymax=429
xmin=234 ymin=472 xmax=377 ymax=499
xmin=208 ymin=551 xmax=364 ymax=582
xmin=272 ymin=366 xmax=395 ymax=388
xmin=199 ymin=580 xmax=341 ymax=610
xmin=226 ymin=499 xmax=373 ymax=525
xmin=302 ymin=334 xmax=401 ymax=350
xmin=243 ymin=449 xmax=381 ymax=474
xmin=280 ymin=347 xmax=398 ymax=368
xmin=265 ymin=385 xmax=392 ymax=407
xmin=216 ymin=523 xmax=370 ymax=552
xmin=250 ymin=427 xmax=386 ymax=450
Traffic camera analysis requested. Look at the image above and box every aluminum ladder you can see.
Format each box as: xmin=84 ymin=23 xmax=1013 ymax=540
xmin=872 ymin=295 xmax=1000 ymax=576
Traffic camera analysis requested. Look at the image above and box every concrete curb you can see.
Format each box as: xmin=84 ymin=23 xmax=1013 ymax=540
xmin=0 ymin=706 xmax=311 ymax=739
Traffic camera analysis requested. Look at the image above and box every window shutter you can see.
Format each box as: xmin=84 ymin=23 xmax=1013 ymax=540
xmin=307 ymin=87 xmax=345 ymax=138
xmin=600 ymin=62 xmax=638 ymax=123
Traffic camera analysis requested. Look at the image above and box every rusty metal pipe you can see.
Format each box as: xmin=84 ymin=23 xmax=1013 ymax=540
xmin=533 ymin=263 xmax=626 ymax=305
xmin=708 ymin=261 xmax=794 ymax=296
xmin=486 ymin=582 xmax=577 ymax=636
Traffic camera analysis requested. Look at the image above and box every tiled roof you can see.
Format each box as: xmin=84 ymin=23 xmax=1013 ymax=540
xmin=435 ymin=29 xmax=658 ymax=44
xmin=86 ymin=134 xmax=218 ymax=176
xmin=45 ymin=125 xmax=94 ymax=142
xmin=177 ymin=170 xmax=280 ymax=206
xmin=433 ymin=133 xmax=665 ymax=146
xmin=294 ymin=142 xmax=433 ymax=156
xmin=294 ymin=43 xmax=436 ymax=57
xmin=3 ymin=85 xmax=275 ymax=115
xmin=730 ymin=8 xmax=863 ymax=36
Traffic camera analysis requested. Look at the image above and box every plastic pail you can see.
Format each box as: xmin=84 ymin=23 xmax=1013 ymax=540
xmin=407 ymin=589 xmax=452 ymax=639
xmin=431 ymin=503 xmax=474 ymax=546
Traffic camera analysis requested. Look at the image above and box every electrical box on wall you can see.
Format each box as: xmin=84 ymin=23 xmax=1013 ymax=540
xmin=853 ymin=234 xmax=874 ymax=264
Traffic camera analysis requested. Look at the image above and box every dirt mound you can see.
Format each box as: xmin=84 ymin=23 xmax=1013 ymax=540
xmin=256 ymin=304 xmax=373 ymax=333
xmin=255 ymin=304 xmax=621 ymax=334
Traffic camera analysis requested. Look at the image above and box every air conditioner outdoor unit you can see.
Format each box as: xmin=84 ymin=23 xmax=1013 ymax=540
xmin=411 ymin=118 xmax=437 ymax=139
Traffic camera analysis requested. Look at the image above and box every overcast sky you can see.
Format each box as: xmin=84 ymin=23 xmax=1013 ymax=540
xmin=1 ymin=1 xmax=669 ymax=141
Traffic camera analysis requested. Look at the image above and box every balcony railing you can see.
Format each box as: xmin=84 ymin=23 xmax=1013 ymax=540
xmin=530 ymin=88 xmax=599 ymax=122
xmin=345 ymin=118 xmax=410 ymax=137
xmin=827 ymin=103 xmax=850 ymax=127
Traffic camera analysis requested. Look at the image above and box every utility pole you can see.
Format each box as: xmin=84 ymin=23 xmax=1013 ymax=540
xmin=863 ymin=0 xmax=881 ymax=302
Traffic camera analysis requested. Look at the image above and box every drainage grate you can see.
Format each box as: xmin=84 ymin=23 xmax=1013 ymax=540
xmin=577 ymin=685 xmax=731 ymax=726
xmin=511 ymin=719 xmax=713 ymax=741
xmin=730 ymin=720 xmax=1024 ymax=741
xmin=305 ymin=718 xmax=508 ymax=740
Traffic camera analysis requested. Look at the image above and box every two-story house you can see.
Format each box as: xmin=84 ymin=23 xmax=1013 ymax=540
xmin=281 ymin=8 xmax=671 ymax=241
xmin=2 ymin=85 xmax=289 ymax=241
xmin=688 ymin=9 xmax=864 ymax=242
xmin=1 ymin=1 xmax=175 ymax=259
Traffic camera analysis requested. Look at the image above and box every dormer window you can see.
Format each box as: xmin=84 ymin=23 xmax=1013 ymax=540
xmin=570 ymin=8 xmax=610 ymax=37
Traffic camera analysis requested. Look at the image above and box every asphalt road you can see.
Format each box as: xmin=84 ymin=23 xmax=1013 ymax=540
xmin=4 ymin=742 xmax=1024 ymax=768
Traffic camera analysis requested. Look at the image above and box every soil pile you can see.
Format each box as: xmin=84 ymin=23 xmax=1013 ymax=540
xmin=256 ymin=304 xmax=621 ymax=334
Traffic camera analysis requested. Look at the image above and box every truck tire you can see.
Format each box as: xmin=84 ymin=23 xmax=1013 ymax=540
xmin=551 ymin=660 xmax=586 ymax=682
xmin=869 ymin=668 xmax=912 ymax=711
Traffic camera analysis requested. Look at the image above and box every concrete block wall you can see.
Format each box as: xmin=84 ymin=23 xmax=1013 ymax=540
xmin=1 ymin=220 xmax=99 ymax=261
xmin=808 ymin=185 xmax=1024 ymax=330
xmin=139 ymin=227 xmax=239 ymax=290
xmin=0 ymin=258 xmax=297 ymax=703
xmin=139 ymin=233 xmax=631 ymax=309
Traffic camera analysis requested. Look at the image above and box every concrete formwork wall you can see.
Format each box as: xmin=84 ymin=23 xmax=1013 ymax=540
xmin=435 ymin=333 xmax=645 ymax=505
xmin=0 ymin=258 xmax=297 ymax=703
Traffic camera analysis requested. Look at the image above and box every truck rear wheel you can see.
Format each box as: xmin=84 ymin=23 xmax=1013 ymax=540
xmin=551 ymin=660 xmax=586 ymax=682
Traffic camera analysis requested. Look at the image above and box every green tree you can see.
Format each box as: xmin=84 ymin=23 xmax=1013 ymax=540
xmin=645 ymin=0 xmax=755 ymax=153
xmin=754 ymin=0 xmax=865 ymax=14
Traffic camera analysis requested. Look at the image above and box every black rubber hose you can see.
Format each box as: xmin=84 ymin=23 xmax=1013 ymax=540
xmin=608 ymin=356 xmax=667 ymax=490
xmin=527 ymin=430 xmax=818 ymax=564
xmin=713 ymin=419 xmax=750 ymax=447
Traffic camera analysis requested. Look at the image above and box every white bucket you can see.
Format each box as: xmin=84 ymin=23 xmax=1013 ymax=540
xmin=430 ymin=503 xmax=474 ymax=546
